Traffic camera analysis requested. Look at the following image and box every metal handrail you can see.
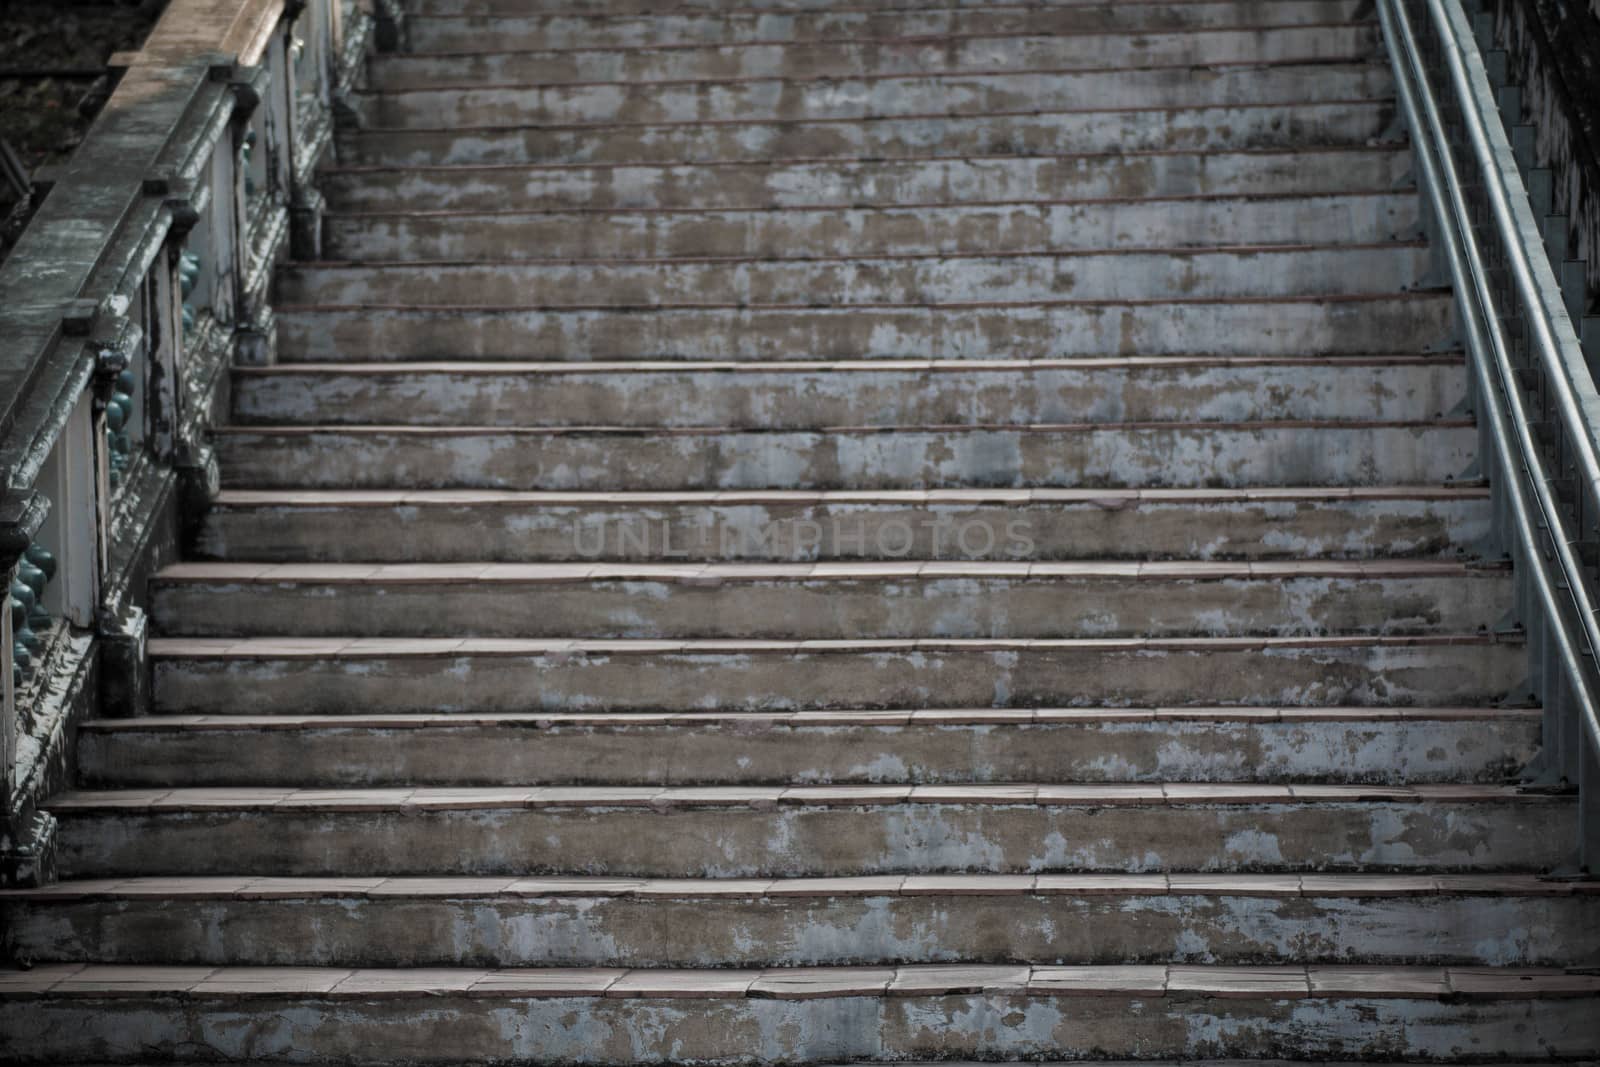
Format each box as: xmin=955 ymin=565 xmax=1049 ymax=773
xmin=1378 ymin=0 xmax=1600 ymax=854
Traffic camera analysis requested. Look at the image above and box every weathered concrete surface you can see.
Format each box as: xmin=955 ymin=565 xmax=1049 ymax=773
xmin=48 ymin=788 xmax=1574 ymax=878
xmin=322 ymin=194 xmax=1422 ymax=261
xmin=351 ymin=64 xmax=1395 ymax=128
xmin=5 ymin=879 xmax=1590 ymax=968
xmin=333 ymin=101 xmax=1401 ymax=166
xmin=75 ymin=710 xmax=1540 ymax=787
xmin=317 ymin=148 xmax=1413 ymax=212
xmin=276 ymin=246 xmax=1431 ymax=307
xmin=406 ymin=1 xmax=1376 ymax=51
xmin=147 ymin=636 xmax=1526 ymax=714
xmin=147 ymin=564 xmax=1513 ymax=640
xmin=194 ymin=488 xmax=1493 ymax=563
xmin=4 ymin=979 xmax=1599 ymax=1064
xmin=230 ymin=358 xmax=1464 ymax=428
xmin=368 ymin=25 xmax=1383 ymax=89
xmin=274 ymin=294 xmax=1456 ymax=362
xmin=210 ymin=422 xmax=1480 ymax=491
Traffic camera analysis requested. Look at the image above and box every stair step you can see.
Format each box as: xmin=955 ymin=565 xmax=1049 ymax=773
xmin=405 ymin=1 xmax=1373 ymax=51
xmin=323 ymin=193 xmax=1421 ymax=262
xmin=148 ymin=634 xmax=1524 ymax=714
xmin=5 ymin=873 xmax=1592 ymax=968
xmin=333 ymin=100 xmax=1399 ymax=166
xmin=75 ymin=707 xmax=1540 ymax=788
xmin=210 ymin=421 xmax=1478 ymax=491
xmin=368 ymin=25 xmax=1380 ymax=90
xmin=5 ymin=963 xmax=1596 ymax=1062
xmin=352 ymin=63 xmax=1392 ymax=128
xmin=277 ymin=246 xmax=1430 ymax=308
xmin=317 ymin=147 xmax=1411 ymax=213
xmin=196 ymin=486 xmax=1491 ymax=563
xmin=274 ymin=291 xmax=1455 ymax=362
xmin=231 ymin=356 xmax=1464 ymax=428
xmin=403 ymin=0 xmax=1373 ymax=19
xmin=46 ymin=783 xmax=1571 ymax=878
xmin=148 ymin=560 xmax=1511 ymax=640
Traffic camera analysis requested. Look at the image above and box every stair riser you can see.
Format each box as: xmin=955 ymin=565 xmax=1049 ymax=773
xmin=406 ymin=0 xmax=1372 ymax=19
xmin=318 ymin=151 xmax=1410 ymax=213
xmin=333 ymin=101 xmax=1397 ymax=166
xmin=407 ymin=1 xmax=1372 ymax=50
xmin=323 ymin=195 xmax=1420 ymax=262
xmin=9 ymin=892 xmax=1586 ymax=968
xmin=53 ymin=800 xmax=1571 ymax=878
xmin=275 ymin=295 xmax=1455 ymax=362
xmin=212 ymin=425 xmax=1477 ymax=491
xmin=195 ymin=496 xmax=1492 ymax=563
xmin=149 ymin=575 xmax=1511 ymax=640
xmin=370 ymin=26 xmax=1380 ymax=89
xmin=231 ymin=361 xmax=1464 ymax=428
xmin=77 ymin=718 xmax=1540 ymax=787
xmin=277 ymin=248 xmax=1429 ymax=308
xmin=7 ymin=994 xmax=1593 ymax=1064
xmin=355 ymin=66 xmax=1392 ymax=128
xmin=150 ymin=643 xmax=1524 ymax=714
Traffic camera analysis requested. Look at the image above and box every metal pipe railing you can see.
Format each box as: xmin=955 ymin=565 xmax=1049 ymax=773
xmin=1378 ymin=0 xmax=1600 ymax=868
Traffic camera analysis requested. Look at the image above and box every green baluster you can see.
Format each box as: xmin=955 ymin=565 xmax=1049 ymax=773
xmin=106 ymin=396 xmax=128 ymax=488
xmin=25 ymin=544 xmax=56 ymax=582
xmin=17 ymin=554 xmax=49 ymax=636
xmin=11 ymin=580 xmax=40 ymax=656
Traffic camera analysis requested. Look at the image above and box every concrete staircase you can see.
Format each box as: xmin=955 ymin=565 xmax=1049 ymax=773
xmin=4 ymin=0 xmax=1600 ymax=1061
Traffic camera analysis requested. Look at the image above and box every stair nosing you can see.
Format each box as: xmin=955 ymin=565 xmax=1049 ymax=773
xmin=321 ymin=188 xmax=1418 ymax=221
xmin=380 ymin=18 xmax=1378 ymax=60
xmin=284 ymin=240 xmax=1431 ymax=271
xmin=4 ymin=871 xmax=1585 ymax=901
xmin=354 ymin=55 xmax=1385 ymax=96
xmin=320 ymin=141 xmax=1404 ymax=175
xmin=3 ymin=962 xmax=1593 ymax=1002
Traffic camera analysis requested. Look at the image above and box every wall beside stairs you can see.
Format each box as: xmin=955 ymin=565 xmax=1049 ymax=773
xmin=0 ymin=0 xmax=372 ymax=886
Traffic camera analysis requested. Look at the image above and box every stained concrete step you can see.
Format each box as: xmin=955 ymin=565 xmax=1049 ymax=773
xmin=75 ymin=708 xmax=1540 ymax=788
xmin=230 ymin=357 xmax=1464 ymax=429
xmin=275 ymin=291 xmax=1455 ymax=362
xmin=210 ymin=421 xmax=1478 ymax=491
xmin=45 ymin=783 xmax=1571 ymax=878
xmin=6 ymin=874 xmax=1592 ymax=968
xmin=354 ymin=63 xmax=1393 ymax=128
xmin=277 ymin=246 xmax=1430 ymax=308
xmin=322 ymin=193 xmax=1421 ymax=262
xmin=369 ymin=25 xmax=1380 ymax=89
xmin=333 ymin=100 xmax=1400 ymax=167
xmin=148 ymin=634 xmax=1524 ymax=714
xmin=317 ymin=147 xmax=1411 ymax=213
xmin=194 ymin=486 xmax=1493 ymax=564
xmin=147 ymin=560 xmax=1512 ymax=640
xmin=5 ymin=965 xmax=1597 ymax=1063
xmin=403 ymin=0 xmax=1373 ymax=18
xmin=372 ymin=24 xmax=1350 ymax=81
xmin=405 ymin=1 xmax=1373 ymax=51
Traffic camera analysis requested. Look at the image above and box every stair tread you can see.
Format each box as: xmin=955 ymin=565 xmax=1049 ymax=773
xmin=148 ymin=633 xmax=1516 ymax=657
xmin=153 ymin=559 xmax=1506 ymax=584
xmin=82 ymin=705 xmax=1536 ymax=729
xmin=44 ymin=782 xmax=1559 ymax=813
xmin=324 ymin=143 xmax=1402 ymax=175
xmin=209 ymin=485 xmax=1490 ymax=505
xmin=355 ymin=56 xmax=1386 ymax=95
xmin=9 ymin=872 xmax=1589 ymax=901
xmin=3 ymin=962 xmax=1596 ymax=1000
xmin=237 ymin=355 xmax=1462 ymax=374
